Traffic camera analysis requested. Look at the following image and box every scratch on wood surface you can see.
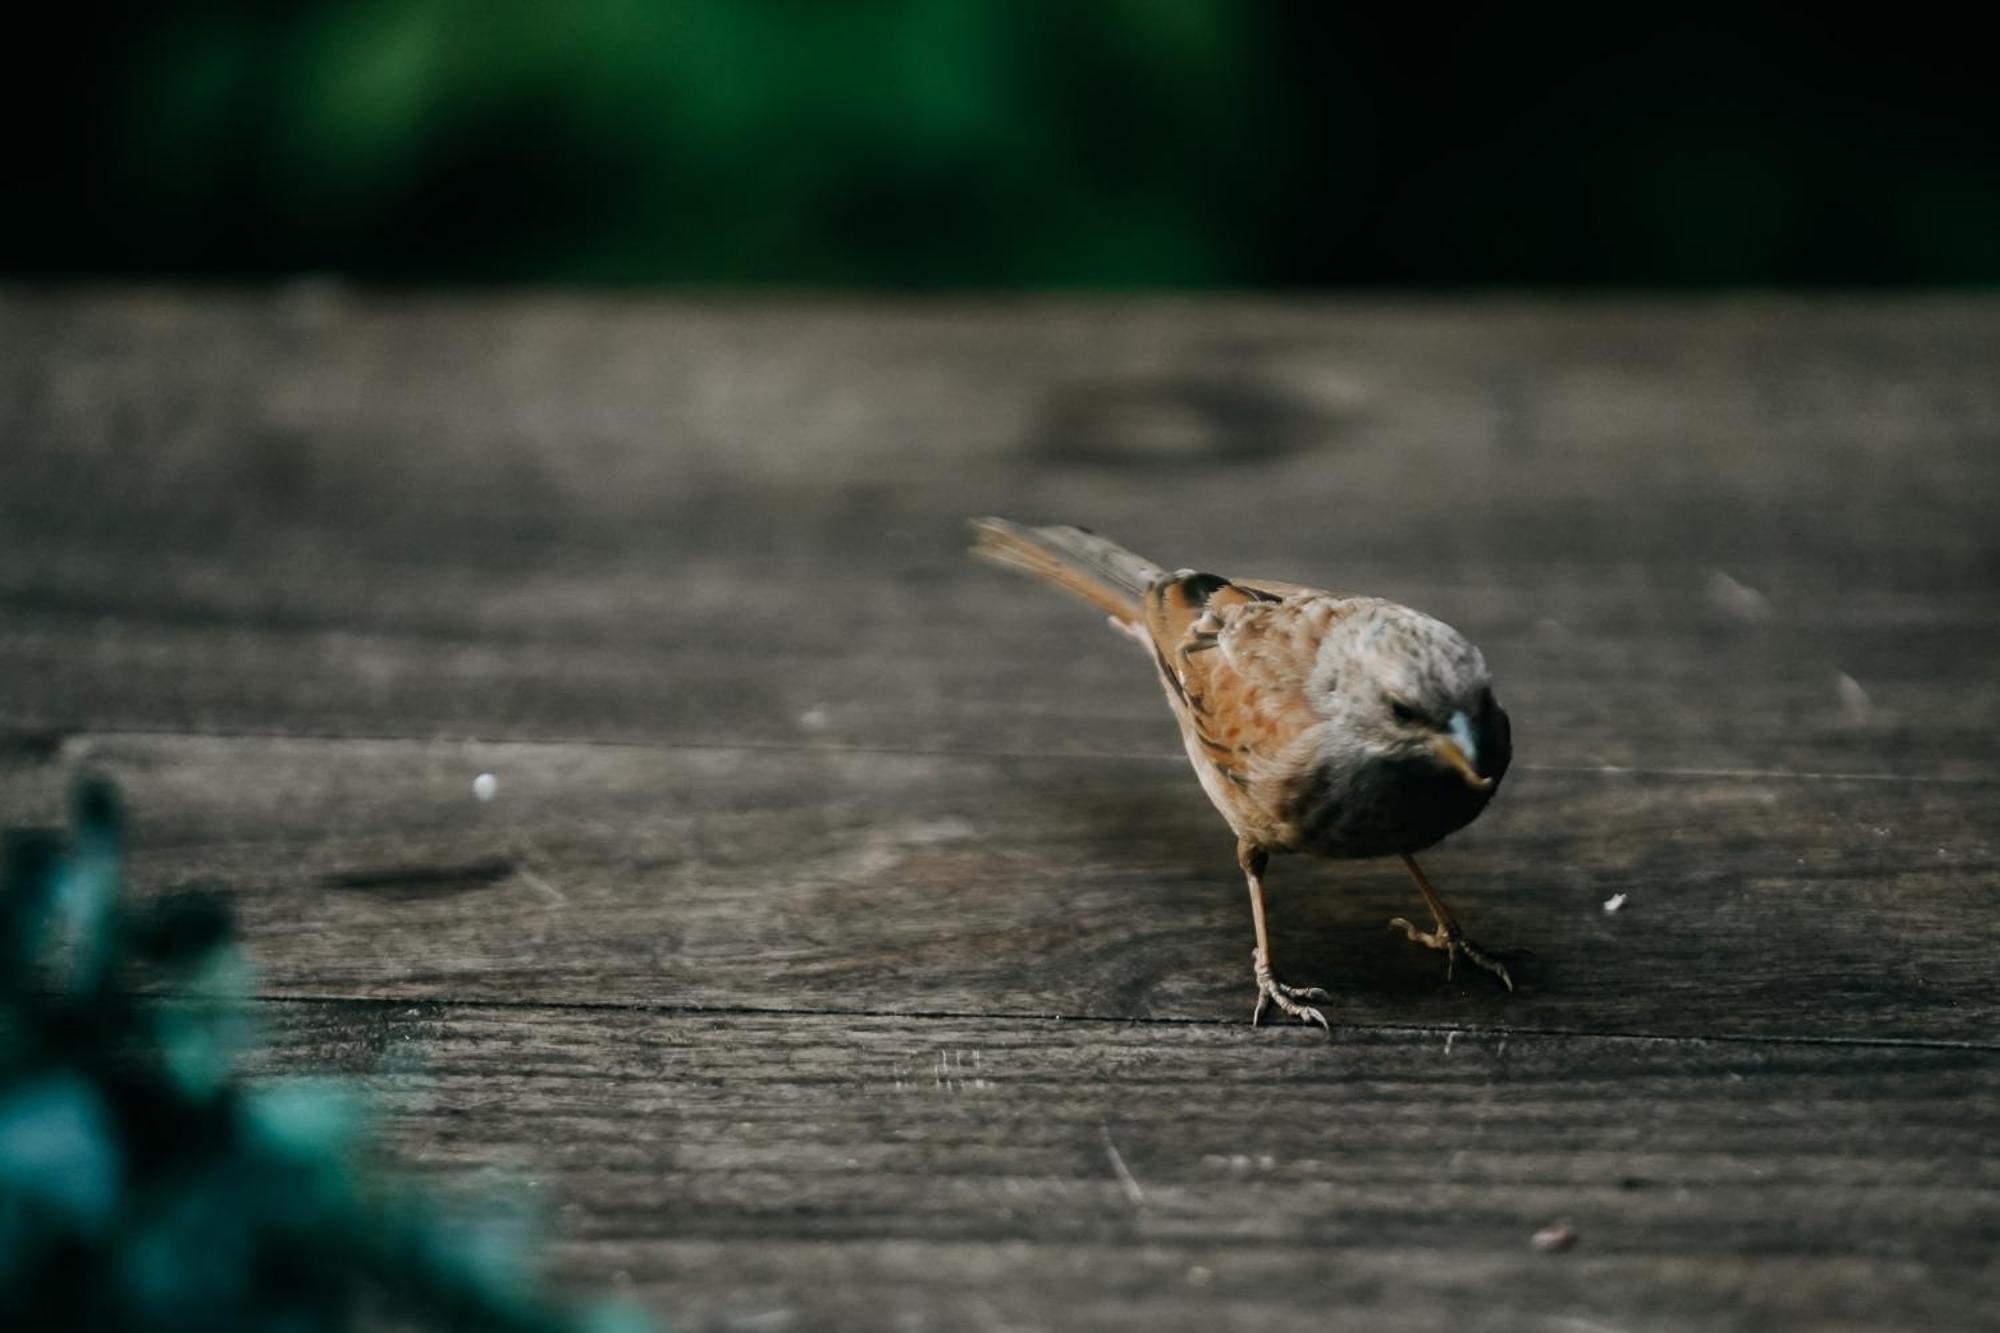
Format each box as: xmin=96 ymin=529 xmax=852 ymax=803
xmin=1099 ymin=1123 xmax=1146 ymax=1207
xmin=933 ymin=1048 xmax=990 ymax=1093
xmin=967 ymin=1295 xmax=1022 ymax=1333
xmin=516 ymin=864 xmax=567 ymax=904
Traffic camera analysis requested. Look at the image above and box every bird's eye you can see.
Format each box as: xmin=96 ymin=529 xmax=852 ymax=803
xmin=1389 ymin=699 xmax=1424 ymax=726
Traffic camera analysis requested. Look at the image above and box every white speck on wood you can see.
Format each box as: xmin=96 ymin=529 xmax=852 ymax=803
xmin=472 ymin=772 xmax=497 ymax=801
xmin=901 ymin=817 xmax=976 ymax=844
xmin=1835 ymin=671 xmax=1873 ymax=724
xmin=1603 ymin=893 xmax=1627 ymax=913
xmin=1532 ymin=1220 xmax=1578 ymax=1252
xmin=1707 ymin=570 xmax=1774 ymax=621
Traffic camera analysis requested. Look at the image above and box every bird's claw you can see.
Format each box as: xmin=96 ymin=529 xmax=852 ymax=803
xmin=1250 ymin=948 xmax=1332 ymax=1033
xmin=1389 ymin=917 xmax=1515 ymax=992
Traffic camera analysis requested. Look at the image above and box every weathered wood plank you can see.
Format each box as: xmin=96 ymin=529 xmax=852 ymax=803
xmin=10 ymin=732 xmax=1992 ymax=1044
xmin=250 ymin=1003 xmax=2000 ymax=1333
xmin=6 ymin=292 xmax=1998 ymax=1330
xmin=3 ymin=564 xmax=1988 ymax=779
xmin=3 ymin=293 xmax=1995 ymax=776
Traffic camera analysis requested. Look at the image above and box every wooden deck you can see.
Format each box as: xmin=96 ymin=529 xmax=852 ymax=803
xmin=2 ymin=290 xmax=1996 ymax=1331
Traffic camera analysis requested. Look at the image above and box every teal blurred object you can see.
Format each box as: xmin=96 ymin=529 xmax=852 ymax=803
xmin=10 ymin=2 xmax=2000 ymax=284
xmin=0 ymin=781 xmax=647 ymax=1333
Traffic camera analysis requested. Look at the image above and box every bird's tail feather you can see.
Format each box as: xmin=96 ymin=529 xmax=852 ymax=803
xmin=968 ymin=517 xmax=1163 ymax=624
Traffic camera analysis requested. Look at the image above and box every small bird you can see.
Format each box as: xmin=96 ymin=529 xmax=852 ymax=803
xmin=970 ymin=517 xmax=1515 ymax=1033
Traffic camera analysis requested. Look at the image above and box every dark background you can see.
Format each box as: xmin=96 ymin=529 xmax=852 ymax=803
xmin=13 ymin=2 xmax=1997 ymax=288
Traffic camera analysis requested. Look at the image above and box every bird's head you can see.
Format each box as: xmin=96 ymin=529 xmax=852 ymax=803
xmin=1312 ymin=601 xmax=1511 ymax=792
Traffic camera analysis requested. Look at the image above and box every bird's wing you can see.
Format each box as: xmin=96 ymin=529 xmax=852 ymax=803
xmin=1141 ymin=572 xmax=1351 ymax=795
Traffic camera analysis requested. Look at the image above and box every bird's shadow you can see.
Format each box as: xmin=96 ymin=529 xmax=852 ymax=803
xmin=1009 ymin=759 xmax=1548 ymax=1010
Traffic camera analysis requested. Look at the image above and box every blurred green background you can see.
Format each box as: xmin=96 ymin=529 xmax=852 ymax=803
xmin=13 ymin=1 xmax=1998 ymax=286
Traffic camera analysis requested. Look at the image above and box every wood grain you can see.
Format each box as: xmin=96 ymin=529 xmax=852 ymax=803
xmin=5 ymin=731 xmax=1990 ymax=1045
xmin=5 ymin=291 xmax=1997 ymax=1330
xmin=2 ymin=293 xmax=1996 ymax=777
xmin=250 ymin=1003 xmax=2000 ymax=1333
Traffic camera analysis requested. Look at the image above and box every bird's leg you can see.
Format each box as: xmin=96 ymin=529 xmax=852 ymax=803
xmin=1389 ymin=854 xmax=1514 ymax=992
xmin=1239 ymin=840 xmax=1332 ymax=1033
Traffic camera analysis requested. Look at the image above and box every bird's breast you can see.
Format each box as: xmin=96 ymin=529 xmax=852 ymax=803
xmin=1282 ymin=753 xmax=1496 ymax=859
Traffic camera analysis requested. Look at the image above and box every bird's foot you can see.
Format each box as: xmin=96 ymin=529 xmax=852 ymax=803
xmin=1250 ymin=948 xmax=1332 ymax=1032
xmin=1388 ymin=917 xmax=1514 ymax=992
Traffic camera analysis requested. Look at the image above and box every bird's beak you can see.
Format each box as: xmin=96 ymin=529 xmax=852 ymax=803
xmin=1432 ymin=711 xmax=1492 ymax=790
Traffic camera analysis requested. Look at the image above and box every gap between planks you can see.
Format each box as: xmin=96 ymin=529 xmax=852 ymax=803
xmin=18 ymin=723 xmax=2000 ymax=789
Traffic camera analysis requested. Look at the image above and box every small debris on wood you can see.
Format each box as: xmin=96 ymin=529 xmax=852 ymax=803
xmin=1707 ymin=569 xmax=1774 ymax=620
xmin=1602 ymin=893 xmax=1627 ymax=914
xmin=1531 ymin=1221 xmax=1577 ymax=1253
xmin=473 ymin=772 xmax=497 ymax=801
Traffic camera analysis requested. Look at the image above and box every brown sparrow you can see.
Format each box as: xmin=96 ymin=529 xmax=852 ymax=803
xmin=971 ymin=517 xmax=1515 ymax=1033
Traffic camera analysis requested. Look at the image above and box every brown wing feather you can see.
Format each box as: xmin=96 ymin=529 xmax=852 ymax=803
xmin=1141 ymin=572 xmax=1350 ymax=837
xmin=970 ymin=522 xmax=1366 ymax=848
